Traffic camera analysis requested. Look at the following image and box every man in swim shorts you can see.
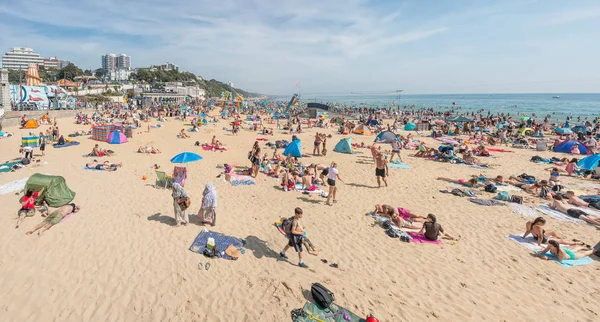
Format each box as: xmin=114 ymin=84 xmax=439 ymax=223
xmin=551 ymin=195 xmax=600 ymax=226
xmin=26 ymin=203 xmax=81 ymax=235
xmin=375 ymin=152 xmax=388 ymax=188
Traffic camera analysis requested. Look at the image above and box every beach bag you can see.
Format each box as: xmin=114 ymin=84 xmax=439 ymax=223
xmin=539 ymin=186 xmax=549 ymax=199
xmin=203 ymin=245 xmax=218 ymax=258
xmin=178 ymin=197 xmax=191 ymax=210
xmin=450 ymin=188 xmax=466 ymax=197
xmin=510 ymin=195 xmax=523 ymax=204
xmin=484 ymin=184 xmax=497 ymax=193
xmin=496 ymin=191 xmax=510 ymax=201
xmin=386 ymin=226 xmax=399 ymax=238
xmin=21 ymin=158 xmax=30 ymax=165
xmin=195 ymin=141 xmax=200 ymax=146
xmin=311 ymin=283 xmax=335 ymax=309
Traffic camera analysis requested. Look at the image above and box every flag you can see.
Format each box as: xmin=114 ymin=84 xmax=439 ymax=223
xmin=295 ymin=82 xmax=300 ymax=88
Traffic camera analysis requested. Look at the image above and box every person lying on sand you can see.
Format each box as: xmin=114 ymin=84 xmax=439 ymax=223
xmin=536 ymin=240 xmax=594 ymax=262
xmin=523 ymin=217 xmax=584 ymax=246
xmin=417 ymin=214 xmax=459 ymax=241
xmin=479 ymin=175 xmax=506 ymax=185
xmin=179 ymin=129 xmax=189 ymax=138
xmin=437 ymin=177 xmax=481 ymax=188
xmin=379 ymin=207 xmax=423 ymax=229
xmin=26 ymin=203 xmax=80 ymax=236
xmin=414 ymin=143 xmax=435 ymax=157
xmin=566 ymin=191 xmax=600 ymax=210
xmin=86 ymin=160 xmax=121 ymax=171
xmin=507 ymin=177 xmax=544 ymax=194
xmin=138 ymin=146 xmax=161 ymax=154
xmin=550 ymin=195 xmax=600 ymax=226
xmin=374 ymin=205 xmax=428 ymax=223
xmin=89 ymin=144 xmax=113 ymax=157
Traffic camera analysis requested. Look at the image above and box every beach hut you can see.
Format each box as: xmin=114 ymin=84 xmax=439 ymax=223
xmin=283 ymin=139 xmax=302 ymax=157
xmin=24 ymin=119 xmax=39 ymax=129
xmin=24 ymin=174 xmax=76 ymax=207
xmin=353 ymin=124 xmax=372 ymax=135
xmin=107 ymin=130 xmax=128 ymax=144
xmin=333 ymin=138 xmax=353 ymax=154
xmin=374 ymin=131 xmax=397 ymax=144
xmin=578 ymin=154 xmax=600 ymax=170
xmin=404 ymin=123 xmax=417 ymax=131
xmin=553 ymin=140 xmax=588 ymax=154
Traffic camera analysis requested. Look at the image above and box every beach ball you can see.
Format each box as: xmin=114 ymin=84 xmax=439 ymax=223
xmin=142 ymin=176 xmax=147 ymax=180
xmin=366 ymin=315 xmax=379 ymax=322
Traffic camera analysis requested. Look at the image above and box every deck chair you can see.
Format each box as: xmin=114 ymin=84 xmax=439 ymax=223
xmin=155 ymin=171 xmax=172 ymax=189
xmin=172 ymin=166 xmax=188 ymax=187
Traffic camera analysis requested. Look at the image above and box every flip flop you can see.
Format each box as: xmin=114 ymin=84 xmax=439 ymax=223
xmin=329 ymin=263 xmax=339 ymax=268
xmin=321 ymin=259 xmax=328 ymax=264
xmin=198 ymin=262 xmax=203 ymax=270
xmin=205 ymin=262 xmax=211 ymax=270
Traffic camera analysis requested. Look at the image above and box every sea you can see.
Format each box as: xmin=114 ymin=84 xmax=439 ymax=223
xmin=297 ymin=93 xmax=600 ymax=121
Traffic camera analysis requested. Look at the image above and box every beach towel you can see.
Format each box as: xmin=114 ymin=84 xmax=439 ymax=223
xmin=468 ymin=198 xmax=506 ymax=206
xmin=407 ymin=232 xmax=442 ymax=244
xmin=487 ymin=148 xmax=513 ymax=153
xmin=506 ymin=234 xmax=595 ymax=267
xmin=52 ymin=141 xmax=80 ymax=148
xmin=509 ymin=203 xmax=539 ymax=218
xmin=537 ymin=204 xmax=585 ymax=224
xmin=0 ymin=161 xmax=22 ymax=173
xmin=506 ymin=234 xmax=545 ymax=251
xmin=230 ymin=175 xmax=255 ymax=186
xmin=294 ymin=183 xmax=324 ymax=194
xmin=21 ymin=136 xmax=40 ymax=148
xmin=189 ymin=230 xmax=243 ymax=260
xmin=387 ymin=163 xmax=410 ymax=169
xmin=0 ymin=177 xmax=29 ymax=195
xmin=256 ymin=138 xmax=269 ymax=141
xmin=201 ymin=145 xmax=227 ymax=151
xmin=537 ymin=252 xmax=596 ymax=268
xmin=294 ymin=301 xmax=365 ymax=322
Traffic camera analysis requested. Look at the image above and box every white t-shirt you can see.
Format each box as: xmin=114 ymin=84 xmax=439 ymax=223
xmin=23 ymin=146 xmax=33 ymax=153
xmin=587 ymin=138 xmax=597 ymax=147
xmin=328 ymin=167 xmax=338 ymax=180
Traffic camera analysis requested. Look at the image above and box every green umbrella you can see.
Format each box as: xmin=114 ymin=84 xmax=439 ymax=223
xmin=519 ymin=116 xmax=530 ymax=121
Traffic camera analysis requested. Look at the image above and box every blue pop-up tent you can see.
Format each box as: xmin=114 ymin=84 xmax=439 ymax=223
xmin=553 ymin=140 xmax=588 ymax=154
xmin=283 ymin=139 xmax=302 ymax=157
xmin=333 ymin=138 xmax=353 ymax=154
xmin=578 ymin=154 xmax=600 ymax=170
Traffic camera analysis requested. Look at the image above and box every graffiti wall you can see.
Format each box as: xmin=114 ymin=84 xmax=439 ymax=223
xmin=10 ymin=85 xmax=68 ymax=109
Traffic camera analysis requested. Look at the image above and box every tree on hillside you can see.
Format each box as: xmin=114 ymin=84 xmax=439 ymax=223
xmin=57 ymin=63 xmax=83 ymax=81
xmin=94 ymin=68 xmax=106 ymax=79
xmin=7 ymin=70 xmax=23 ymax=83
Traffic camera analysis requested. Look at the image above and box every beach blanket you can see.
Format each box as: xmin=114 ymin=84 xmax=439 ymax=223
xmin=577 ymin=183 xmax=600 ymax=190
xmin=487 ymin=148 xmax=513 ymax=153
xmin=201 ymin=145 xmax=227 ymax=151
xmin=256 ymin=138 xmax=269 ymax=141
xmin=0 ymin=161 xmax=22 ymax=173
xmin=189 ymin=230 xmax=243 ymax=260
xmin=468 ymin=198 xmax=506 ymax=206
xmin=509 ymin=203 xmax=539 ymax=218
xmin=53 ymin=141 xmax=80 ymax=148
xmin=435 ymin=137 xmax=459 ymax=145
xmin=0 ymin=177 xmax=29 ymax=195
xmin=294 ymin=301 xmax=365 ymax=322
xmin=230 ymin=175 xmax=255 ymax=186
xmin=388 ymin=162 xmax=410 ymax=169
xmin=538 ymin=252 xmax=596 ymax=268
xmin=537 ymin=204 xmax=585 ymax=224
xmin=407 ymin=232 xmax=441 ymax=244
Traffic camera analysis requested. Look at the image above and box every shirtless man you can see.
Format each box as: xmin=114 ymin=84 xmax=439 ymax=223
xmin=375 ymin=152 xmax=389 ymax=188
xmin=551 ymin=195 xmax=600 ymax=225
xmin=179 ymin=129 xmax=189 ymax=138
xmin=26 ymin=203 xmax=80 ymax=235
xmin=566 ymin=191 xmax=600 ymax=210
xmin=313 ymin=133 xmax=323 ymax=155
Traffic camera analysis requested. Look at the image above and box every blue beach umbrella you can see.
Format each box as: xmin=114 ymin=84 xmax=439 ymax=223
xmin=554 ymin=128 xmax=572 ymax=135
xmin=199 ymin=113 xmax=207 ymax=118
xmin=571 ymin=125 xmax=586 ymax=134
xmin=170 ymin=152 xmax=203 ymax=163
xmin=578 ymin=154 xmax=600 ymax=170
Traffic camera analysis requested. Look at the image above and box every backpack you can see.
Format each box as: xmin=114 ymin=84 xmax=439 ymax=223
xmin=21 ymin=158 xmax=31 ymax=165
xmin=510 ymin=195 xmax=523 ymax=204
xmin=282 ymin=217 xmax=296 ymax=235
xmin=496 ymin=191 xmax=510 ymax=201
xmin=386 ymin=227 xmax=399 ymax=238
xmin=484 ymin=184 xmax=497 ymax=193
xmin=311 ymin=283 xmax=335 ymax=309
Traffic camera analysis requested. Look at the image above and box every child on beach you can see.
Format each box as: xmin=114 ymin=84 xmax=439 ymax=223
xmin=279 ymin=208 xmax=309 ymax=268
xmin=565 ymin=158 xmax=578 ymax=176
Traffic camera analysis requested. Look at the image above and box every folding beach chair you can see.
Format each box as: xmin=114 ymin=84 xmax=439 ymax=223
xmin=155 ymin=171 xmax=172 ymax=189
xmin=172 ymin=166 xmax=188 ymax=187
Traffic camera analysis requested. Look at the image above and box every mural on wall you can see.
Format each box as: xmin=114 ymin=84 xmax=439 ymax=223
xmin=10 ymin=85 xmax=68 ymax=109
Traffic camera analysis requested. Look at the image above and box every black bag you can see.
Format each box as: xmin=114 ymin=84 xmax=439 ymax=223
xmin=203 ymin=245 xmax=219 ymax=258
xmin=311 ymin=283 xmax=334 ymax=309
xmin=484 ymin=184 xmax=497 ymax=193
xmin=21 ymin=158 xmax=31 ymax=165
xmin=510 ymin=195 xmax=523 ymax=204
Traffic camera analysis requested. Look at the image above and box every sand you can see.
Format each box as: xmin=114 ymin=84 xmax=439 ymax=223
xmin=0 ymin=114 xmax=599 ymax=322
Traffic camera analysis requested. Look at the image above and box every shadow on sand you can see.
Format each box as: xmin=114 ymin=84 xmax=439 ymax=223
xmin=244 ymin=235 xmax=281 ymax=260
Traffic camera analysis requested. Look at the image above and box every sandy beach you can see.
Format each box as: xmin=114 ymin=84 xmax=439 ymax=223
xmin=0 ymin=113 xmax=599 ymax=322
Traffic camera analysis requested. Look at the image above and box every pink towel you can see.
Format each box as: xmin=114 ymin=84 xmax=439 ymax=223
xmin=408 ymin=232 xmax=441 ymax=244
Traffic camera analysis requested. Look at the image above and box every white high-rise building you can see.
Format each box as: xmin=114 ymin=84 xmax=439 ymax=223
xmin=117 ymin=54 xmax=131 ymax=69
xmin=2 ymin=47 xmax=44 ymax=70
xmin=101 ymin=53 xmax=117 ymax=72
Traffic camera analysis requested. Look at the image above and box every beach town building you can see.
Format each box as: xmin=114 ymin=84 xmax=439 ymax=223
xmin=43 ymin=57 xmax=60 ymax=69
xmin=101 ymin=53 xmax=117 ymax=73
xmin=117 ymin=54 xmax=131 ymax=69
xmin=2 ymin=47 xmax=44 ymax=70
xmin=109 ymin=68 xmax=133 ymax=82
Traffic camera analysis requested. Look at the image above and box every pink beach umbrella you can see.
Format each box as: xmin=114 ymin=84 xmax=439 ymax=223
xmin=107 ymin=130 xmax=128 ymax=144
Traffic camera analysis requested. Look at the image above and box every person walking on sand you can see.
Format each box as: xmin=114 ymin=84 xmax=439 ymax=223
xmin=326 ymin=162 xmax=345 ymax=206
xmin=375 ymin=152 xmax=389 ymax=188
xmin=280 ymin=207 xmax=309 ymax=268
xmin=389 ymin=137 xmax=402 ymax=163
xmin=172 ymin=183 xmax=189 ymax=226
xmin=198 ymin=183 xmax=218 ymax=226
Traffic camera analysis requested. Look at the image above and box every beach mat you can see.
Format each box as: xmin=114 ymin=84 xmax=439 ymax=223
xmin=509 ymin=203 xmax=540 ymax=218
xmin=295 ymin=301 xmax=365 ymax=322
xmin=407 ymin=232 xmax=441 ymax=244
xmin=230 ymin=175 xmax=255 ymax=186
xmin=0 ymin=161 xmax=22 ymax=173
xmin=189 ymin=230 xmax=243 ymax=260
xmin=0 ymin=177 xmax=29 ymax=195
xmin=53 ymin=141 xmax=80 ymax=148
xmin=387 ymin=163 xmax=410 ymax=169
xmin=507 ymin=234 xmax=595 ymax=267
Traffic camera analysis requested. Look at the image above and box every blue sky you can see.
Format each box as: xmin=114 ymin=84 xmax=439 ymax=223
xmin=1 ymin=0 xmax=599 ymax=95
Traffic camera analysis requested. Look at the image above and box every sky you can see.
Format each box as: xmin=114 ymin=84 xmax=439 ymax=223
xmin=1 ymin=0 xmax=599 ymax=95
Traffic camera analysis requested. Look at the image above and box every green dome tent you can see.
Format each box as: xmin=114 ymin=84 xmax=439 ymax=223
xmin=24 ymin=174 xmax=76 ymax=207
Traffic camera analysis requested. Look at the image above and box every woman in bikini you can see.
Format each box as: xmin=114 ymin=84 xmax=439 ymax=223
xmin=522 ymin=217 xmax=583 ymax=246
xmin=437 ymin=177 xmax=481 ymax=188
xmin=536 ymin=240 xmax=594 ymax=262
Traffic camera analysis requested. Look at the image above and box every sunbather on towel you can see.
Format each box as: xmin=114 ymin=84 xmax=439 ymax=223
xmin=437 ymin=177 xmax=481 ymax=188
xmin=374 ymin=204 xmax=427 ymax=223
xmin=417 ymin=214 xmax=459 ymax=241
xmin=551 ymin=195 xmax=600 ymax=226
xmin=138 ymin=146 xmax=160 ymax=154
xmin=565 ymin=191 xmax=600 ymax=210
xmin=523 ymin=217 xmax=584 ymax=246
xmin=26 ymin=203 xmax=80 ymax=236
xmin=381 ymin=207 xmax=422 ymax=229
xmin=536 ymin=240 xmax=594 ymax=262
